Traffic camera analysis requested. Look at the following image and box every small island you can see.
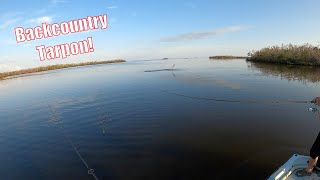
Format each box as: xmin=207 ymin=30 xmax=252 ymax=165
xmin=209 ymin=56 xmax=248 ymax=59
xmin=247 ymin=44 xmax=320 ymax=66
xmin=0 ymin=59 xmax=126 ymax=80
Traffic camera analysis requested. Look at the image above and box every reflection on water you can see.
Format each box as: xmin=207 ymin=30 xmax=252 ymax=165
xmin=172 ymin=72 xmax=241 ymax=89
xmin=48 ymin=104 xmax=63 ymax=127
xmin=250 ymin=61 xmax=320 ymax=84
xmin=97 ymin=103 xmax=110 ymax=136
xmin=0 ymin=58 xmax=320 ymax=180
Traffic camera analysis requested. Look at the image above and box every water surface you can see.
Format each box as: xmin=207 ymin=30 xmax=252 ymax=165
xmin=0 ymin=58 xmax=320 ymax=179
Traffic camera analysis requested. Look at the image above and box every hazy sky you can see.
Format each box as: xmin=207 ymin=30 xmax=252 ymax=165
xmin=0 ymin=0 xmax=320 ymax=71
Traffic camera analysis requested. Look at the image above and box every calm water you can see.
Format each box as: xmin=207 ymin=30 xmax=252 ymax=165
xmin=1 ymin=58 xmax=320 ymax=179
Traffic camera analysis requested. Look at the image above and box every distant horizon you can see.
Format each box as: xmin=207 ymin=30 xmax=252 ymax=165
xmin=1 ymin=0 xmax=320 ymax=71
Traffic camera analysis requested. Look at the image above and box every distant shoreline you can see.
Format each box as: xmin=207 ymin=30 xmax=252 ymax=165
xmin=209 ymin=56 xmax=248 ymax=59
xmin=0 ymin=59 xmax=126 ymax=80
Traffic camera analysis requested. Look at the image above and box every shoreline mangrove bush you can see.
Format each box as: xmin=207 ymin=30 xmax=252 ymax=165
xmin=209 ymin=56 xmax=247 ymax=59
xmin=247 ymin=44 xmax=320 ymax=66
xmin=0 ymin=59 xmax=126 ymax=80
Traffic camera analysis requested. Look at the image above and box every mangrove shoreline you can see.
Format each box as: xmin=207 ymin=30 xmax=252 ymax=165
xmin=247 ymin=44 xmax=320 ymax=66
xmin=0 ymin=59 xmax=126 ymax=80
xmin=209 ymin=56 xmax=248 ymax=59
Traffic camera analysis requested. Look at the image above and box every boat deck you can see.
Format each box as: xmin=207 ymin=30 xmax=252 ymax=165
xmin=287 ymin=169 xmax=319 ymax=180
xmin=268 ymin=154 xmax=320 ymax=180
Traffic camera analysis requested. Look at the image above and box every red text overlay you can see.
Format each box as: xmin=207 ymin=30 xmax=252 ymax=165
xmin=14 ymin=14 xmax=108 ymax=61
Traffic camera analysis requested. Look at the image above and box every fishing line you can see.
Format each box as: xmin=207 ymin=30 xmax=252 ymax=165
xmin=48 ymin=105 xmax=100 ymax=180
xmin=161 ymin=90 xmax=312 ymax=104
xmin=142 ymin=64 xmax=312 ymax=104
xmin=62 ymin=130 xmax=100 ymax=180
xmin=156 ymin=63 xmax=313 ymax=104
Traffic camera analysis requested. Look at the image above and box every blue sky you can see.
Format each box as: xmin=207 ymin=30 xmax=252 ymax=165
xmin=0 ymin=0 xmax=320 ymax=71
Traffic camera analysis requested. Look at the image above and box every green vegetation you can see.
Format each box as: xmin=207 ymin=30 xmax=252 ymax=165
xmin=0 ymin=59 xmax=126 ymax=80
xmin=247 ymin=44 xmax=320 ymax=66
xmin=209 ymin=56 xmax=247 ymax=59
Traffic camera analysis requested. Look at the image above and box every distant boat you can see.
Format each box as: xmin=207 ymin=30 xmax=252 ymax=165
xmin=162 ymin=58 xmax=169 ymax=60
xmin=267 ymin=154 xmax=319 ymax=179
